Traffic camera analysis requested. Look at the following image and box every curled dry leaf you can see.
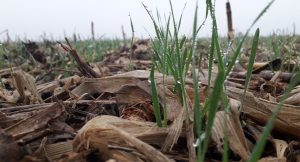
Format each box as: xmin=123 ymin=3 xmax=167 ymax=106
xmin=76 ymin=70 xmax=193 ymax=156
xmin=73 ymin=115 xmax=174 ymax=162
xmin=161 ymin=109 xmax=184 ymax=152
xmin=211 ymin=110 xmax=250 ymax=161
xmin=72 ymin=77 xmax=141 ymax=96
xmin=73 ymin=70 xmax=184 ymax=122
xmin=227 ymin=86 xmax=300 ymax=138
xmin=108 ymin=125 xmax=174 ymax=162
xmin=115 ymin=82 xmax=152 ymax=105
xmin=271 ymin=139 xmax=288 ymax=158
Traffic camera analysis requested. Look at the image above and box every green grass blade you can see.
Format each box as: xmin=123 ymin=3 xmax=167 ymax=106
xmin=182 ymin=47 xmax=188 ymax=70
xmin=129 ymin=15 xmax=135 ymax=35
xmin=221 ymin=93 xmax=230 ymax=162
xmin=196 ymin=2 xmax=209 ymax=34
xmin=150 ymin=39 xmax=163 ymax=70
xmin=222 ymin=126 xmax=229 ymax=162
xmin=249 ymin=71 xmax=300 ymax=162
xmin=177 ymin=3 xmax=187 ymax=32
xmin=191 ymin=0 xmax=202 ymax=150
xmin=150 ymin=65 xmax=162 ymax=127
xmin=179 ymin=36 xmax=186 ymax=49
xmin=200 ymin=69 xmax=225 ymax=162
xmin=207 ymin=0 xmax=225 ymax=87
xmin=142 ymin=3 xmax=162 ymax=42
xmin=187 ymin=0 xmax=201 ymax=76
xmin=208 ymin=31 xmax=215 ymax=88
xmin=244 ymin=28 xmax=260 ymax=95
xmin=213 ymin=28 xmax=225 ymax=70
xmin=162 ymin=16 xmax=171 ymax=74
xmin=207 ymin=0 xmax=224 ymax=70
xmin=193 ymin=71 xmax=201 ymax=137
xmin=169 ymin=0 xmax=183 ymax=79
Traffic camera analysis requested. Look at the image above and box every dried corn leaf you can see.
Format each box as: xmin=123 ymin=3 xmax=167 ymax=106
xmin=227 ymin=86 xmax=300 ymax=138
xmin=71 ymin=70 xmax=192 ymax=158
xmin=5 ymin=102 xmax=65 ymax=140
xmin=283 ymin=92 xmax=300 ymax=105
xmin=115 ymin=83 xmax=152 ymax=104
xmin=73 ymin=115 xmax=174 ymax=162
xmin=115 ymin=80 xmax=185 ymax=153
xmin=72 ymin=70 xmax=191 ymax=97
xmin=72 ymin=77 xmax=141 ymax=95
xmin=161 ymin=109 xmax=184 ymax=152
xmin=108 ymin=125 xmax=173 ymax=162
xmin=72 ymin=70 xmax=157 ymax=96
xmin=0 ymin=112 xmax=38 ymax=128
xmin=212 ymin=110 xmax=250 ymax=161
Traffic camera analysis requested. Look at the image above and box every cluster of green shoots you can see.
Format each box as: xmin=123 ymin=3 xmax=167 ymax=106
xmin=145 ymin=0 xmax=300 ymax=161
xmin=72 ymin=39 xmax=122 ymax=63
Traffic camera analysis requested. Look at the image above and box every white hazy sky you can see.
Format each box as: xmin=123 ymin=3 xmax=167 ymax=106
xmin=0 ymin=0 xmax=299 ymax=40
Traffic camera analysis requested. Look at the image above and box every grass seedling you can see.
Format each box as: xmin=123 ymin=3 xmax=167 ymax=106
xmin=190 ymin=1 xmax=203 ymax=159
xmin=145 ymin=1 xmax=203 ymax=159
xmin=200 ymin=0 xmax=275 ymax=161
xmin=144 ymin=0 xmax=196 ymax=122
xmin=244 ymin=28 xmax=260 ymax=95
xmin=150 ymin=65 xmax=162 ymax=127
xmin=199 ymin=70 xmax=225 ymax=162
xmin=146 ymin=0 xmax=277 ymax=161
xmin=144 ymin=4 xmax=171 ymax=127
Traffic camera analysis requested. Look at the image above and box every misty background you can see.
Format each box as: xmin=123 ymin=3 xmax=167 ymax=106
xmin=0 ymin=0 xmax=299 ymax=41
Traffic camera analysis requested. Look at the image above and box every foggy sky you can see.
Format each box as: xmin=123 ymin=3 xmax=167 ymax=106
xmin=0 ymin=0 xmax=299 ymax=40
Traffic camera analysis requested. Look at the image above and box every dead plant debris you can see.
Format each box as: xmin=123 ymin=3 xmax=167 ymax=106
xmin=0 ymin=38 xmax=299 ymax=162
